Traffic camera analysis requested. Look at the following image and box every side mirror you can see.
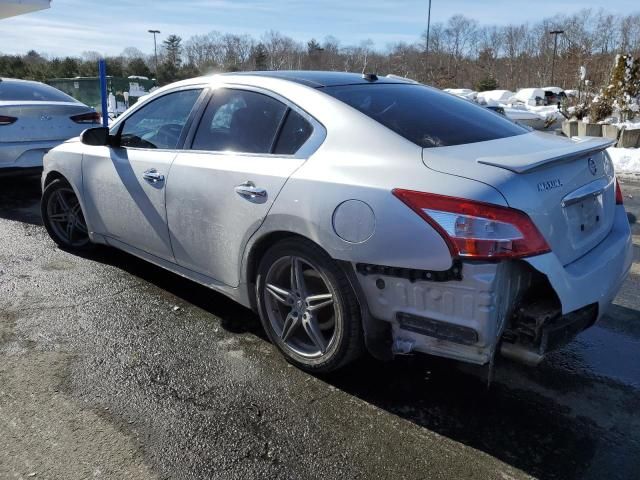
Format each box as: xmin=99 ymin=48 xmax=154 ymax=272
xmin=80 ymin=127 xmax=111 ymax=146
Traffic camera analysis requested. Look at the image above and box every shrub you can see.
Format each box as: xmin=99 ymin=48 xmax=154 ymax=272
xmin=589 ymin=94 xmax=613 ymax=122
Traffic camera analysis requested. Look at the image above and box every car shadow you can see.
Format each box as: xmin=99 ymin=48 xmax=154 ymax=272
xmin=78 ymin=245 xmax=266 ymax=338
xmin=0 ymin=174 xmax=43 ymax=226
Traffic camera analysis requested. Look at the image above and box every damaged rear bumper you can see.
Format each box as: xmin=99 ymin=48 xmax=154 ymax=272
xmin=355 ymin=261 xmax=535 ymax=365
xmin=524 ymin=205 xmax=633 ymax=319
xmin=354 ymin=207 xmax=632 ymax=366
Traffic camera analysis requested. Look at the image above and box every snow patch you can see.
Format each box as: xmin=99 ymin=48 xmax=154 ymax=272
xmin=608 ymin=147 xmax=640 ymax=174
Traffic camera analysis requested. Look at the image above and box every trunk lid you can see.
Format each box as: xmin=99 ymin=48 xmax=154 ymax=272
xmin=0 ymin=101 xmax=94 ymax=142
xmin=422 ymin=132 xmax=617 ymax=266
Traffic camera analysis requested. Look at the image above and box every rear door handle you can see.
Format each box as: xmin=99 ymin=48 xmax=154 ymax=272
xmin=143 ymin=168 xmax=165 ymax=184
xmin=235 ymin=181 xmax=267 ymax=199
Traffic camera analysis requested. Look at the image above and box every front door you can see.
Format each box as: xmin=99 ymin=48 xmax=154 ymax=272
xmin=166 ymin=87 xmax=316 ymax=286
xmin=82 ymin=88 xmax=204 ymax=261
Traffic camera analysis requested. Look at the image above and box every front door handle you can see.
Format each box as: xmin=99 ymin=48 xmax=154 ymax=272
xmin=143 ymin=168 xmax=165 ymax=184
xmin=235 ymin=181 xmax=267 ymax=199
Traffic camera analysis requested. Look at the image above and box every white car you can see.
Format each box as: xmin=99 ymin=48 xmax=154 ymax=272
xmin=0 ymin=78 xmax=99 ymax=174
xmin=40 ymin=71 xmax=633 ymax=372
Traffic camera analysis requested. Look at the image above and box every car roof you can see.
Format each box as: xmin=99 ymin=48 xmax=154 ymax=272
xmin=0 ymin=77 xmax=44 ymax=85
xmin=225 ymin=70 xmax=412 ymax=88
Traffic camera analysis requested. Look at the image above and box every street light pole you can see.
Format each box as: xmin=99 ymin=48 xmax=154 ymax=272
xmin=425 ymin=0 xmax=432 ymax=78
xmin=549 ymin=29 xmax=564 ymax=85
xmin=148 ymin=29 xmax=161 ymax=81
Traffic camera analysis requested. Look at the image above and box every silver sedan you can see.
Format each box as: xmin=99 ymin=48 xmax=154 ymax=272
xmin=40 ymin=71 xmax=633 ymax=373
xmin=0 ymin=77 xmax=99 ymax=174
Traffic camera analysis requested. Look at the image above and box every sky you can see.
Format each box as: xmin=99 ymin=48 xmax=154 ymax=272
xmin=1 ymin=0 xmax=639 ymax=58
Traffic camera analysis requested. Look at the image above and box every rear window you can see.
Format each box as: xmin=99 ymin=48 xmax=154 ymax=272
xmin=0 ymin=80 xmax=78 ymax=103
xmin=323 ymin=84 xmax=528 ymax=148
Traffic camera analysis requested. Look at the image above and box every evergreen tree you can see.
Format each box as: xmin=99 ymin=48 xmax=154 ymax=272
xmin=591 ymin=54 xmax=640 ymax=122
xmin=125 ymin=57 xmax=152 ymax=78
xmin=476 ymin=75 xmax=498 ymax=92
xmin=252 ymin=43 xmax=268 ymax=70
xmin=158 ymin=34 xmax=183 ymax=83
xmin=608 ymin=54 xmax=640 ymax=121
xmin=307 ymin=38 xmax=323 ymax=69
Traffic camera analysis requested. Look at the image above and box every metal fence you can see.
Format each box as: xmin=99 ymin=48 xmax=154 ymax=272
xmin=47 ymin=76 xmax=157 ymax=116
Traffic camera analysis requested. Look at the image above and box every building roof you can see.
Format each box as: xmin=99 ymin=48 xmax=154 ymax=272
xmin=0 ymin=0 xmax=51 ymax=20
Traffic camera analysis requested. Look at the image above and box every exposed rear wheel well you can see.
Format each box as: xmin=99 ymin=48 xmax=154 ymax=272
xmin=43 ymin=171 xmax=67 ymax=188
xmin=246 ymin=232 xmax=313 ymax=292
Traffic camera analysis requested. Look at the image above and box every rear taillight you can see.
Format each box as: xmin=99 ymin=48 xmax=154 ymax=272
xmin=0 ymin=115 xmax=17 ymax=126
xmin=615 ymin=179 xmax=624 ymax=205
xmin=392 ymin=189 xmax=551 ymax=260
xmin=70 ymin=111 xmax=100 ymax=124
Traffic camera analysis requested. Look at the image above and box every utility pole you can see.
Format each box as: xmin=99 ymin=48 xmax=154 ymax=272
xmin=549 ymin=29 xmax=564 ymax=85
xmin=148 ymin=29 xmax=161 ymax=81
xmin=425 ymin=0 xmax=432 ymax=78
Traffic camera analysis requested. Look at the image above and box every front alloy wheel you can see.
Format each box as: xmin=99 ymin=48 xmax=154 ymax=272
xmin=256 ymin=239 xmax=363 ymax=372
xmin=41 ymin=178 xmax=91 ymax=249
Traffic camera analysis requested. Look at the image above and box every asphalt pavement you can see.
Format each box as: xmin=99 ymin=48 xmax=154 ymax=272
xmin=1 ymin=174 xmax=639 ymax=480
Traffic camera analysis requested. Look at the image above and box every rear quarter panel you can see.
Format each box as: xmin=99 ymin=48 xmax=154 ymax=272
xmin=248 ymin=102 xmax=508 ymax=275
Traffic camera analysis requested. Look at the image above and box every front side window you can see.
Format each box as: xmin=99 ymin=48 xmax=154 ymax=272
xmin=323 ymin=84 xmax=528 ymax=148
xmin=117 ymin=89 xmax=202 ymax=149
xmin=192 ymin=89 xmax=287 ymax=154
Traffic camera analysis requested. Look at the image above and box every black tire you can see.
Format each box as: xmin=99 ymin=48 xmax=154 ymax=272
xmin=256 ymin=238 xmax=363 ymax=373
xmin=41 ymin=178 xmax=93 ymax=251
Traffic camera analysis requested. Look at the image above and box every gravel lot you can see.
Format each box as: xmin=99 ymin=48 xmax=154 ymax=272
xmin=1 ymin=174 xmax=639 ymax=480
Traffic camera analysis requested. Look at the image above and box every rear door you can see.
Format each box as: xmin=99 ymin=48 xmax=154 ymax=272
xmin=166 ymin=86 xmax=320 ymax=287
xmin=82 ymin=87 xmax=205 ymax=261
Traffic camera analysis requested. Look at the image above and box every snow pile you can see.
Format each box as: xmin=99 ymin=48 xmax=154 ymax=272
xmin=476 ymin=89 xmax=514 ymax=105
xmin=444 ymin=88 xmax=477 ymax=100
xmin=514 ymin=88 xmax=546 ymax=106
xmin=608 ymin=147 xmax=640 ymax=174
xmin=607 ymin=118 xmax=640 ymax=129
xmin=445 ymin=87 xmax=564 ymax=129
xmin=542 ymin=86 xmax=564 ymax=95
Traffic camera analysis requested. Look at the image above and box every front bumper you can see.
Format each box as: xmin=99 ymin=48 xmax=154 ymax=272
xmin=525 ymin=205 xmax=633 ymax=319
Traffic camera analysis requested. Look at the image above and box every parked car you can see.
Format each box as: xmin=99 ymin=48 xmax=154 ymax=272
xmin=40 ymin=71 xmax=633 ymax=373
xmin=0 ymin=78 xmax=99 ymax=174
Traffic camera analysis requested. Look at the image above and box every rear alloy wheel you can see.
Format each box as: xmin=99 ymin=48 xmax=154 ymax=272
xmin=41 ymin=178 xmax=92 ymax=250
xmin=256 ymin=239 xmax=363 ymax=372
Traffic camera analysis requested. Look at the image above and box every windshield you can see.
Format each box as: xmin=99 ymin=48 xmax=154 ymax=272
xmin=323 ymin=83 xmax=528 ymax=148
xmin=0 ymin=80 xmax=79 ymax=103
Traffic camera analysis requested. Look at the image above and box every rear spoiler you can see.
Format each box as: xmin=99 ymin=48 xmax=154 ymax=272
xmin=477 ymin=137 xmax=616 ymax=173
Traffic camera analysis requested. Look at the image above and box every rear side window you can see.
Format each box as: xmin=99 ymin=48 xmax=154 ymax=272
xmin=192 ymin=89 xmax=287 ymax=154
xmin=323 ymin=84 xmax=528 ymax=148
xmin=274 ymin=110 xmax=313 ymax=154
xmin=0 ymin=80 xmax=78 ymax=103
